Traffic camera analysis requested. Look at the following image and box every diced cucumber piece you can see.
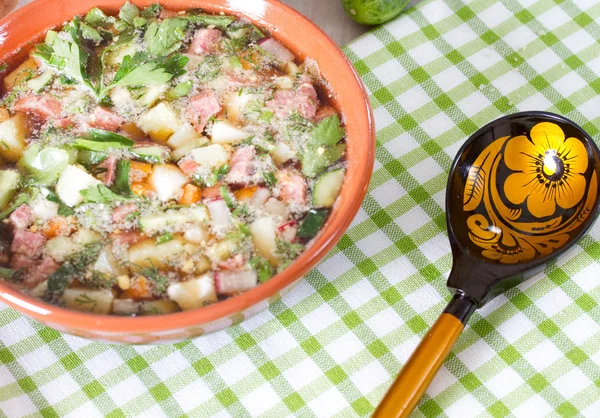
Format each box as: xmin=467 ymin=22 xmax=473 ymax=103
xmin=18 ymin=145 xmax=70 ymax=185
xmin=296 ymin=209 xmax=329 ymax=239
xmin=27 ymin=71 xmax=53 ymax=92
xmin=313 ymin=169 xmax=345 ymax=208
xmin=132 ymin=145 xmax=170 ymax=164
xmin=0 ymin=170 xmax=20 ymax=209
xmin=140 ymin=206 xmax=209 ymax=235
xmin=140 ymin=300 xmax=180 ymax=315
xmin=166 ymin=80 xmax=193 ymax=100
xmin=301 ymin=143 xmax=346 ymax=178
xmin=84 ymin=7 xmax=107 ymax=27
xmin=45 ymin=30 xmax=58 ymax=45
xmin=77 ymin=150 xmax=107 ymax=166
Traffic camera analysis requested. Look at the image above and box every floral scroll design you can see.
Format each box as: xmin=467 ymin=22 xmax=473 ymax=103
xmin=463 ymin=122 xmax=597 ymax=264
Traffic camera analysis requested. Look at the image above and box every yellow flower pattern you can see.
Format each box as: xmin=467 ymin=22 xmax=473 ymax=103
xmin=503 ymin=122 xmax=588 ymax=218
xmin=462 ymin=121 xmax=597 ymax=264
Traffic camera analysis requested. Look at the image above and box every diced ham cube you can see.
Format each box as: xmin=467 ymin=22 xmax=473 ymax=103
xmin=89 ymin=107 xmax=124 ymax=132
xmin=266 ymin=90 xmax=295 ymax=119
xmin=159 ymin=8 xmax=179 ymax=18
xmin=202 ymin=185 xmax=222 ymax=199
xmin=14 ymin=94 xmax=62 ymax=120
xmin=111 ymin=231 xmax=143 ymax=246
xmin=315 ymin=105 xmax=337 ymax=123
xmin=11 ymin=230 xmax=46 ymax=257
xmin=99 ymin=156 xmax=117 ymax=186
xmin=24 ymin=257 xmax=59 ymax=288
xmin=112 ymin=203 xmax=138 ymax=224
xmin=215 ymin=270 xmax=257 ymax=295
xmin=9 ymin=205 xmax=33 ymax=229
xmin=188 ymin=90 xmax=221 ymax=133
xmin=225 ymin=146 xmax=255 ymax=185
xmin=10 ymin=253 xmax=35 ymax=270
xmin=276 ymin=170 xmax=307 ymax=205
xmin=178 ymin=159 xmax=200 ymax=176
xmin=190 ymin=28 xmax=222 ymax=55
xmin=296 ymin=83 xmax=318 ymax=119
xmin=54 ymin=116 xmax=76 ymax=129
xmin=266 ymin=83 xmax=319 ymax=120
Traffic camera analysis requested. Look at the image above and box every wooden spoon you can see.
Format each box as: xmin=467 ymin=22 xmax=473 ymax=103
xmin=374 ymin=111 xmax=600 ymax=417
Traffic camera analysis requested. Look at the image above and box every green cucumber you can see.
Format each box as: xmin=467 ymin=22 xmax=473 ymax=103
xmin=296 ymin=209 xmax=329 ymax=239
xmin=313 ymin=169 xmax=345 ymax=208
xmin=0 ymin=170 xmax=21 ymax=209
xmin=132 ymin=145 xmax=170 ymax=164
xmin=27 ymin=71 xmax=53 ymax=92
xmin=301 ymin=143 xmax=346 ymax=178
xmin=77 ymin=150 xmax=107 ymax=166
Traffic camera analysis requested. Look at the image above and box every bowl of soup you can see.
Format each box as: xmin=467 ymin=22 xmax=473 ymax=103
xmin=0 ymin=0 xmax=374 ymax=343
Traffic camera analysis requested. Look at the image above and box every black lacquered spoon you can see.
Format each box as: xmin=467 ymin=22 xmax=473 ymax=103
xmin=374 ymin=111 xmax=600 ymax=417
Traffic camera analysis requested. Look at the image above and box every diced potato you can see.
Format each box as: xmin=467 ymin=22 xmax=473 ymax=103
xmin=62 ymin=288 xmax=116 ymax=314
xmin=45 ymin=236 xmax=81 ymax=263
xmin=112 ymin=298 xmax=139 ymax=315
xmin=31 ymin=280 xmax=48 ymax=298
xmin=251 ymin=217 xmax=279 ymax=266
xmin=227 ymin=91 xmax=261 ymax=122
xmin=140 ymin=300 xmax=181 ymax=315
xmin=0 ymin=113 xmax=30 ymax=162
xmin=140 ymin=206 xmax=209 ymax=235
xmin=110 ymin=87 xmax=134 ymax=109
xmin=0 ymin=170 xmax=20 ymax=209
xmin=137 ymin=102 xmax=181 ymax=142
xmin=30 ymin=195 xmax=59 ymax=220
xmin=264 ymin=197 xmax=287 ymax=217
xmin=117 ymin=275 xmax=131 ymax=290
xmin=273 ymin=76 xmax=294 ymax=90
xmin=73 ymin=229 xmax=101 ymax=245
xmin=191 ymin=144 xmax=228 ymax=169
xmin=210 ymin=120 xmax=248 ymax=144
xmin=194 ymin=255 xmax=211 ymax=274
xmin=3 ymin=58 xmax=37 ymax=92
xmin=167 ymin=123 xmax=202 ymax=149
xmin=167 ymin=274 xmax=217 ymax=311
xmin=148 ymin=164 xmax=189 ymax=202
xmin=270 ymin=142 xmax=295 ymax=166
xmin=93 ymin=246 xmax=127 ymax=276
xmin=206 ymin=238 xmax=238 ymax=263
xmin=56 ymin=164 xmax=101 ymax=207
xmin=285 ymin=62 xmax=300 ymax=76
xmin=128 ymin=236 xmax=197 ymax=270
xmin=137 ymin=85 xmax=167 ymax=107
xmin=183 ymin=223 xmax=210 ymax=245
xmin=105 ymin=43 xmax=137 ymax=66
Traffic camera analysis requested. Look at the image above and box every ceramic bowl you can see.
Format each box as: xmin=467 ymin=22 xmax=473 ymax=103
xmin=0 ymin=0 xmax=375 ymax=343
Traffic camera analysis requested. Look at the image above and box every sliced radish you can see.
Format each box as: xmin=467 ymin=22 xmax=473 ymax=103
xmin=148 ymin=164 xmax=189 ymax=202
xmin=279 ymin=221 xmax=297 ymax=242
xmin=215 ymin=270 xmax=257 ymax=295
xmin=258 ymin=38 xmax=295 ymax=63
xmin=168 ymin=274 xmax=217 ymax=310
xmin=56 ymin=164 xmax=101 ymax=207
xmin=206 ymin=198 xmax=233 ymax=232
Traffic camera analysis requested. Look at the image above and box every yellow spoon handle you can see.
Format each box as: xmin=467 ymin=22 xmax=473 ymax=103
xmin=372 ymin=313 xmax=465 ymax=418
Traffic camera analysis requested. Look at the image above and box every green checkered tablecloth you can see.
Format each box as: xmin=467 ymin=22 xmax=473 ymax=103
xmin=2 ymin=0 xmax=600 ymax=416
